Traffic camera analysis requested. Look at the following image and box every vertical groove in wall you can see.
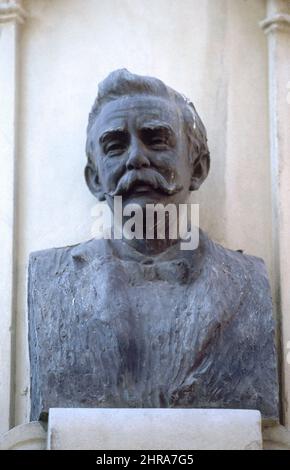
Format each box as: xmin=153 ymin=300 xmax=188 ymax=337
xmin=14 ymin=10 xmax=30 ymax=425
xmin=262 ymin=0 xmax=290 ymax=427
xmin=0 ymin=17 xmax=18 ymax=435
xmin=9 ymin=20 xmax=20 ymax=431
xmin=268 ymin=30 xmax=284 ymax=426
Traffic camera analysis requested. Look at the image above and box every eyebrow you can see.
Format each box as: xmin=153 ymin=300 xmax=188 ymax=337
xmin=99 ymin=128 xmax=128 ymax=145
xmin=139 ymin=122 xmax=175 ymax=134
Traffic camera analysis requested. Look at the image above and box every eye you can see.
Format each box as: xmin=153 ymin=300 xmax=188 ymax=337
xmin=105 ymin=141 xmax=127 ymax=156
xmin=103 ymin=133 xmax=129 ymax=157
xmin=151 ymin=136 xmax=167 ymax=146
xmin=141 ymin=128 xmax=173 ymax=150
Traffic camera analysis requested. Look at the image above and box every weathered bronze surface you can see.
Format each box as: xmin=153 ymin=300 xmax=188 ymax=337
xmin=28 ymin=70 xmax=279 ymax=421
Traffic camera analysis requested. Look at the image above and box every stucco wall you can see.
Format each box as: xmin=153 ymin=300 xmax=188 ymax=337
xmin=3 ymin=0 xmax=272 ymax=426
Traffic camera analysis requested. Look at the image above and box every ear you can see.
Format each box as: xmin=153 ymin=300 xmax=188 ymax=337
xmin=84 ymin=162 xmax=106 ymax=201
xmin=189 ymin=151 xmax=210 ymax=191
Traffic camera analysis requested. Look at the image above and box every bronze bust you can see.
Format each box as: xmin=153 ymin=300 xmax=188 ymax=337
xmin=28 ymin=69 xmax=278 ymax=421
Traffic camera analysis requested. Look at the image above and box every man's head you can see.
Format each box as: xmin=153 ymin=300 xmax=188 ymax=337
xmin=85 ymin=69 xmax=210 ymax=211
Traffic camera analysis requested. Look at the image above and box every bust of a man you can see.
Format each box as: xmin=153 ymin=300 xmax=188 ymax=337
xmin=28 ymin=69 xmax=278 ymax=421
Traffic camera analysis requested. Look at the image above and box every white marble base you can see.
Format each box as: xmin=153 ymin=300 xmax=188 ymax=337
xmin=47 ymin=408 xmax=262 ymax=450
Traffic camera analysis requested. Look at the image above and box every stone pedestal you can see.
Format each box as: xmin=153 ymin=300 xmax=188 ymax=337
xmin=47 ymin=408 xmax=262 ymax=450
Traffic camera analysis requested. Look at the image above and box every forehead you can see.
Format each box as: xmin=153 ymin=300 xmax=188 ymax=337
xmin=93 ymin=95 xmax=182 ymax=136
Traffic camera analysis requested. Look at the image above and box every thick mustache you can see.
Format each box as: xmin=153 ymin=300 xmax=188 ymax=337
xmin=107 ymin=169 xmax=182 ymax=197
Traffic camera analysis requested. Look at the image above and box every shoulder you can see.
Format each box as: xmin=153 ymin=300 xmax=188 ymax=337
xmin=28 ymin=237 xmax=111 ymax=279
xmin=28 ymin=238 xmax=112 ymax=322
xmin=205 ymin=234 xmax=271 ymax=294
xmin=198 ymin=231 xmax=274 ymax=326
xmin=205 ymin=235 xmax=276 ymax=347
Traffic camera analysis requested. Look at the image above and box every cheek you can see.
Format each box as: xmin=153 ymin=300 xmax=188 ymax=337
xmin=177 ymin=143 xmax=192 ymax=179
xmin=154 ymin=148 xmax=190 ymax=182
xmin=150 ymin=152 xmax=178 ymax=176
xmin=98 ymin=156 xmax=126 ymax=188
xmin=177 ymin=160 xmax=192 ymax=188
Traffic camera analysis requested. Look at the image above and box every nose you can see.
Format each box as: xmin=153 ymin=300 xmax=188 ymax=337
xmin=126 ymin=140 xmax=150 ymax=171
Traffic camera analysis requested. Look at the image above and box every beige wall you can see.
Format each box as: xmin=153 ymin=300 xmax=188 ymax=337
xmin=1 ymin=0 xmax=280 ymax=430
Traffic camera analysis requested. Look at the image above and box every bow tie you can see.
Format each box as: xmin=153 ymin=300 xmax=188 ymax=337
xmin=121 ymin=258 xmax=200 ymax=285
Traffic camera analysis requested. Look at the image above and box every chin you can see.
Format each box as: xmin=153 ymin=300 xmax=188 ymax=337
xmin=123 ymin=193 xmax=174 ymax=209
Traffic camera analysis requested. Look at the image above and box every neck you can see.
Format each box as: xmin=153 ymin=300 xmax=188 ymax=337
xmin=122 ymin=237 xmax=179 ymax=256
xmin=111 ymin=201 xmax=196 ymax=256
